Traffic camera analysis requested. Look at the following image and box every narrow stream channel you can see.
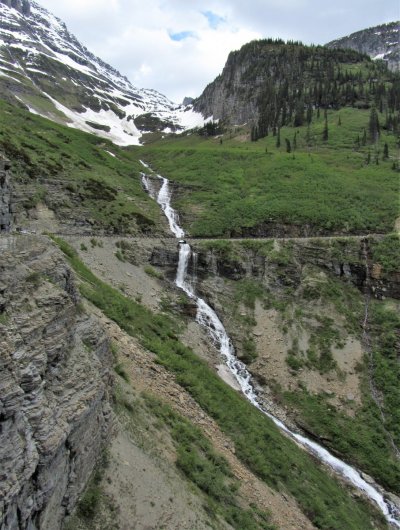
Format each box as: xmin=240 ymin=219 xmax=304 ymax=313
xmin=139 ymin=160 xmax=400 ymax=528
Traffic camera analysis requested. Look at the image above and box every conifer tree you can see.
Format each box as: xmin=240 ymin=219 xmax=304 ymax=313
xmin=368 ymin=106 xmax=380 ymax=142
xmin=323 ymin=115 xmax=329 ymax=141
xmin=362 ymin=129 xmax=367 ymax=146
xmin=306 ymin=124 xmax=311 ymax=146
xmin=383 ymin=143 xmax=389 ymax=159
xmin=306 ymin=104 xmax=313 ymax=124
xmin=276 ymin=128 xmax=281 ymax=148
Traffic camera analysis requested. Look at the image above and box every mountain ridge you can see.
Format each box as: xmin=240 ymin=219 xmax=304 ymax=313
xmin=0 ymin=0 xmax=205 ymax=145
xmin=326 ymin=21 xmax=400 ymax=72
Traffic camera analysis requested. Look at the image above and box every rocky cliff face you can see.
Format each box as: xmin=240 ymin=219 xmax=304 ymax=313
xmin=0 ymin=235 xmax=114 ymax=530
xmin=326 ymin=22 xmax=400 ymax=72
xmin=192 ymin=45 xmax=265 ymax=124
xmin=0 ymin=159 xmax=12 ymax=231
xmin=150 ymin=237 xmax=400 ymax=301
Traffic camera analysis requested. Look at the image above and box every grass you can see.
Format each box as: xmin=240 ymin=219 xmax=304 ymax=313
xmin=144 ymin=265 xmax=163 ymax=279
xmin=25 ymin=271 xmax=42 ymax=287
xmin=115 ymin=250 xmax=125 ymax=262
xmin=0 ymin=313 xmax=9 ymax=325
xmin=52 ymin=236 xmax=386 ymax=530
xmin=369 ymin=233 xmax=400 ymax=273
xmin=76 ymin=451 xmax=109 ymax=521
xmin=0 ymin=99 xmax=163 ymax=234
xmin=114 ymin=363 xmax=130 ymax=382
xmin=140 ymin=107 xmax=399 ymax=237
xmin=282 ymin=387 xmax=400 ymax=494
xmin=234 ymin=279 xmax=264 ymax=310
xmin=143 ymin=394 xmax=275 ymax=530
xmin=369 ymin=301 xmax=400 ymax=447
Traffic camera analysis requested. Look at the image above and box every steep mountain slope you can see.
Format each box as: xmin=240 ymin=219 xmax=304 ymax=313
xmin=0 ymin=0 xmax=204 ymax=145
xmin=326 ymin=21 xmax=400 ymax=72
xmin=0 ymin=99 xmax=171 ymax=235
xmin=193 ymin=39 xmax=398 ymax=130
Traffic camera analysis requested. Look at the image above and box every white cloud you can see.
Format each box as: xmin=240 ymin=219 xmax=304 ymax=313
xmin=37 ymin=0 xmax=400 ymax=102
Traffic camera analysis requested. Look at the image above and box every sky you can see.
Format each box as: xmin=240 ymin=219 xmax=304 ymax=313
xmin=38 ymin=0 xmax=399 ymax=103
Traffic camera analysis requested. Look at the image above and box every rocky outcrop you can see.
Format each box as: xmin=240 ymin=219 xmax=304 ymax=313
xmin=326 ymin=21 xmax=400 ymax=72
xmin=0 ymin=159 xmax=12 ymax=232
xmin=150 ymin=237 xmax=400 ymax=300
xmin=0 ymin=236 xmax=114 ymax=530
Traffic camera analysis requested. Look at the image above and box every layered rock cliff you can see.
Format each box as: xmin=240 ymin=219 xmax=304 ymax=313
xmin=0 ymin=235 xmax=114 ymax=530
xmin=150 ymin=236 xmax=400 ymax=300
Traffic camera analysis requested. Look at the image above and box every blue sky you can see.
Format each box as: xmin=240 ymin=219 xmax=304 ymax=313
xmin=38 ymin=0 xmax=399 ymax=102
xmin=169 ymin=30 xmax=197 ymax=41
xmin=202 ymin=10 xmax=226 ymax=30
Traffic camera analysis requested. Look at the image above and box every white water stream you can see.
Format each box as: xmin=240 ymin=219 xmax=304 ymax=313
xmin=139 ymin=160 xmax=400 ymax=527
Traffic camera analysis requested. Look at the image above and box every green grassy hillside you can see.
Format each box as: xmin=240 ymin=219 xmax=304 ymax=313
xmin=0 ymin=99 xmax=164 ymax=234
xmin=140 ymin=107 xmax=399 ymax=237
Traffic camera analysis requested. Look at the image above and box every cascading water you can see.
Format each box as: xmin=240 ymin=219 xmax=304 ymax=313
xmin=139 ymin=160 xmax=400 ymax=528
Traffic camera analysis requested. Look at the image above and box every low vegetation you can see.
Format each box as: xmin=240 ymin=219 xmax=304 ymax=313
xmin=143 ymin=395 xmax=275 ymax=530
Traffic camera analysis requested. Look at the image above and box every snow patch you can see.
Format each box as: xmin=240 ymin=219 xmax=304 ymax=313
xmin=42 ymin=92 xmax=142 ymax=146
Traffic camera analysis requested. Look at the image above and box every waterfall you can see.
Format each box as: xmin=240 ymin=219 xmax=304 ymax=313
xmin=139 ymin=160 xmax=400 ymax=528
xmin=176 ymin=243 xmax=193 ymax=295
xmin=141 ymin=162 xmax=184 ymax=238
xmin=140 ymin=172 xmax=157 ymax=200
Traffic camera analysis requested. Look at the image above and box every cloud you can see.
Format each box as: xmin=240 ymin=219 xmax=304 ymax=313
xmin=37 ymin=0 xmax=400 ymax=102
